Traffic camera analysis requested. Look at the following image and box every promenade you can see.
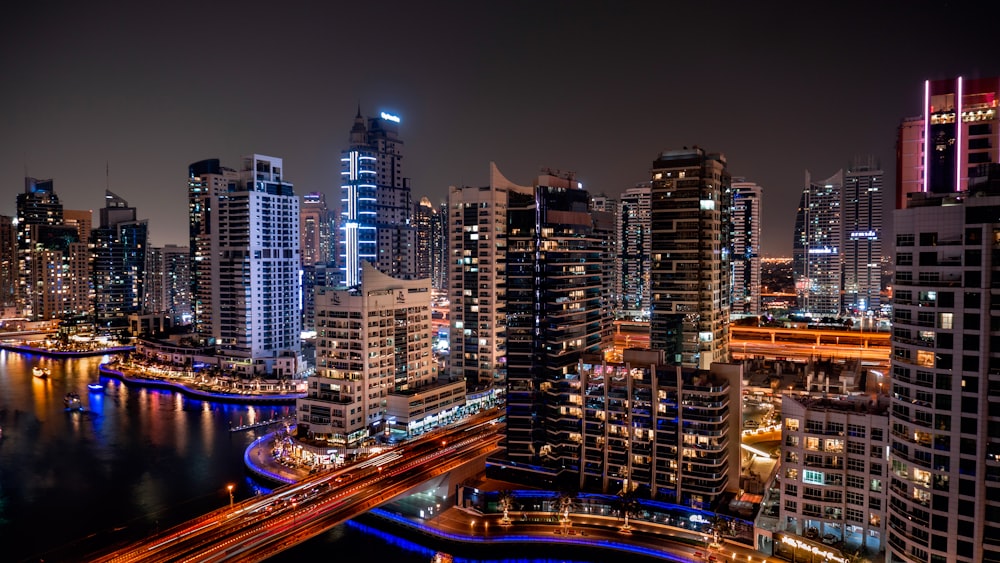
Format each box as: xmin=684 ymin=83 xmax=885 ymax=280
xmin=242 ymin=433 xmax=767 ymax=563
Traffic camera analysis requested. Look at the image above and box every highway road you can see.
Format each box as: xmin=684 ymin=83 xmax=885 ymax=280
xmin=91 ymin=413 xmax=504 ymax=563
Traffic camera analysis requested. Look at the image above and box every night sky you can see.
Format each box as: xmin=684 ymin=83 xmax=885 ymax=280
xmin=2 ymin=1 xmax=998 ymax=256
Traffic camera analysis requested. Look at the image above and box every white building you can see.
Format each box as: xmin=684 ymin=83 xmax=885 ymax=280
xmin=842 ymin=157 xmax=883 ymax=317
xmin=793 ymin=170 xmax=843 ymax=316
xmin=188 ymin=155 xmax=302 ymax=377
xmin=773 ymin=394 xmax=888 ymax=560
xmin=300 ymin=262 xmax=464 ymax=448
xmin=889 ymin=178 xmax=1000 ymax=563
xmin=447 ymin=162 xmax=532 ymax=391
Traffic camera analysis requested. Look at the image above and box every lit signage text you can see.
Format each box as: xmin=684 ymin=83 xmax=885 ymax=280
xmin=380 ymin=112 xmax=401 ymax=123
xmin=849 ymin=230 xmax=877 ymax=239
xmin=780 ymin=536 xmax=847 ymax=563
xmin=807 ymin=247 xmax=837 ymax=254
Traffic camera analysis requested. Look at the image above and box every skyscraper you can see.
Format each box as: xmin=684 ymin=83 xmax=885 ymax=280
xmin=16 ymin=177 xmax=89 ymax=321
xmin=339 ymin=108 xmax=415 ymax=287
xmin=618 ymin=184 xmax=651 ymax=319
xmin=649 ymin=147 xmax=731 ymax=369
xmin=792 ymin=170 xmax=842 ymax=316
xmin=300 ymin=191 xmax=331 ymax=266
xmin=0 ymin=215 xmax=16 ymax=309
xmin=896 ymin=76 xmax=1000 ymax=209
xmin=147 ymin=244 xmax=191 ymax=325
xmin=448 ymin=163 xmax=529 ymax=391
xmin=731 ymin=178 xmax=763 ymax=316
xmin=188 ymin=159 xmax=238 ymax=340
xmin=188 ymin=155 xmax=301 ymax=377
xmin=842 ymin=157 xmax=883 ymax=316
xmin=889 ymin=174 xmax=1000 ymax=563
xmin=497 ymin=169 xmax=612 ymax=485
xmin=90 ymin=190 xmax=149 ymax=335
xmin=414 ymin=196 xmax=436 ymax=281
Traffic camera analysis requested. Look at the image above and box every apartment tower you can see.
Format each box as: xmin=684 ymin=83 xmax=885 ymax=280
xmin=649 ymin=147 xmax=732 ymax=369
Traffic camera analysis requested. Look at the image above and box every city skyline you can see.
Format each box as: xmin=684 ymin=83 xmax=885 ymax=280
xmin=2 ymin=1 xmax=999 ymax=256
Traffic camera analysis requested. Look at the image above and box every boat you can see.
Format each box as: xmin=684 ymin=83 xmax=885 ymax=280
xmin=32 ymin=366 xmax=50 ymax=378
xmin=88 ymin=382 xmax=104 ymax=391
xmin=64 ymin=392 xmax=83 ymax=411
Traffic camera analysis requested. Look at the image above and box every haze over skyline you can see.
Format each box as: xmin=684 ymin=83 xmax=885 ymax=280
xmin=3 ymin=1 xmax=998 ymax=256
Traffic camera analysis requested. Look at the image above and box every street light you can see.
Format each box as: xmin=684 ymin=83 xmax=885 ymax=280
xmin=227 ymin=484 xmax=234 ymax=508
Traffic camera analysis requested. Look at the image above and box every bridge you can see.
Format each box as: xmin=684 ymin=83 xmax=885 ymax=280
xmin=91 ymin=414 xmax=504 ymax=562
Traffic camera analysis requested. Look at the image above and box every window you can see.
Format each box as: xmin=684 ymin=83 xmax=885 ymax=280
xmin=848 ymin=424 xmax=866 ymax=438
xmin=785 ymin=418 xmax=800 ymax=431
xmin=785 ymin=484 xmax=798 ymax=496
xmin=848 ymin=441 xmax=865 ymax=455
xmin=848 ymin=458 xmax=866 ymax=472
xmin=803 ymin=470 xmax=824 ymax=485
xmin=847 ymin=475 xmax=864 ymax=489
xmin=847 ymin=491 xmax=864 ymax=506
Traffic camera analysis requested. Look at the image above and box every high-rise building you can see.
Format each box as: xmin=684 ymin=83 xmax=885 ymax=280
xmin=887 ymin=169 xmax=1000 ymax=563
xmin=16 ymin=177 xmax=89 ymax=321
xmin=497 ymin=169 xmax=613 ymax=485
xmin=300 ymin=191 xmax=331 ymax=266
xmin=731 ymin=178 xmax=763 ymax=316
xmin=792 ymin=170 xmax=843 ymax=316
xmin=430 ymin=201 xmax=447 ymax=291
xmin=842 ymin=157 xmax=883 ymax=316
xmin=896 ymin=76 xmax=1000 ymax=209
xmin=188 ymin=155 xmax=301 ymax=377
xmin=299 ymin=262 xmax=464 ymax=447
xmin=339 ymin=108 xmax=415 ymax=287
xmin=578 ymin=350 xmax=742 ymax=508
xmin=618 ymin=184 xmax=651 ymax=319
xmin=147 ymin=244 xmax=191 ymax=325
xmin=414 ymin=197 xmax=436 ymax=281
xmin=188 ymin=159 xmax=239 ymax=340
xmin=649 ymin=148 xmax=732 ymax=369
xmin=90 ymin=190 xmax=149 ymax=335
xmin=0 ymin=216 xmax=16 ymax=309
xmin=448 ymin=163 xmax=529 ymax=391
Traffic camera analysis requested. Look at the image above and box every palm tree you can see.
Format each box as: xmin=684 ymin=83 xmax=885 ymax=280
xmin=552 ymin=490 xmax=577 ymax=532
xmin=707 ymin=514 xmax=732 ymax=546
xmin=615 ymin=486 xmax=640 ymax=531
xmin=497 ymin=490 xmax=515 ymax=525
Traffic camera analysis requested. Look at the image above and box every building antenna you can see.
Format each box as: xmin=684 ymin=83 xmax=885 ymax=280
xmin=106 ymin=160 xmax=110 ymax=190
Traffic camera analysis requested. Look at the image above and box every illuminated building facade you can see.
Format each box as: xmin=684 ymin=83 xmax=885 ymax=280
xmin=578 ymin=350 xmax=742 ymax=508
xmin=91 ymin=190 xmax=149 ymax=335
xmin=300 ymin=191 xmax=331 ymax=266
xmin=896 ymin=76 xmax=1000 ymax=209
xmin=731 ymin=178 xmax=762 ymax=316
xmin=300 ymin=262 xmax=462 ymax=447
xmin=649 ymin=147 xmax=731 ymax=369
xmin=777 ymin=395 xmax=888 ymax=558
xmin=792 ymin=170 xmax=842 ymax=316
xmin=147 ymin=244 xmax=192 ymax=325
xmin=16 ymin=177 xmax=90 ymax=321
xmin=448 ymin=163 xmax=529 ymax=391
xmin=618 ymin=184 xmax=651 ymax=318
xmin=339 ymin=108 xmax=415 ymax=287
xmin=0 ymin=215 xmax=16 ymax=309
xmin=888 ymin=172 xmax=1000 ymax=563
xmin=842 ymin=157 xmax=883 ymax=316
xmin=495 ymin=169 xmax=612 ymax=485
xmin=188 ymin=155 xmax=301 ymax=376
